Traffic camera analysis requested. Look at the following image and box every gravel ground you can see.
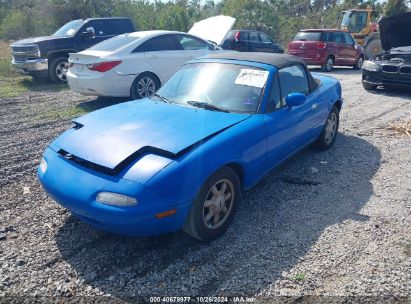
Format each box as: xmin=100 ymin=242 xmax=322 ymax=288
xmin=0 ymin=68 xmax=410 ymax=303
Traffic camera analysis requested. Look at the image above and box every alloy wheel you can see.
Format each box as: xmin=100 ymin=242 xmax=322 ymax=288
xmin=55 ymin=62 xmax=68 ymax=82
xmin=137 ymin=76 xmax=156 ymax=98
xmin=203 ymin=179 xmax=234 ymax=229
xmin=324 ymin=112 xmax=337 ymax=144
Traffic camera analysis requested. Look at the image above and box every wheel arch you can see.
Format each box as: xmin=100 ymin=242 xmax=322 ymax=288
xmin=328 ymin=53 xmax=336 ymax=61
xmin=133 ymin=71 xmax=162 ymax=86
xmin=224 ymin=162 xmax=245 ymax=188
xmin=130 ymin=71 xmax=162 ymax=97
xmin=47 ymin=51 xmax=72 ymax=62
xmin=333 ymin=99 xmax=342 ymax=112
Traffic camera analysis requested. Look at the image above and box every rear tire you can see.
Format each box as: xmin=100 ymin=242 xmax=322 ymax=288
xmin=130 ymin=73 xmax=159 ymax=99
xmin=314 ymin=106 xmax=339 ymax=150
xmin=49 ymin=57 xmax=68 ymax=84
xmin=183 ymin=166 xmax=240 ymax=241
xmin=362 ymin=82 xmax=378 ymax=91
xmin=321 ymin=56 xmax=334 ymax=72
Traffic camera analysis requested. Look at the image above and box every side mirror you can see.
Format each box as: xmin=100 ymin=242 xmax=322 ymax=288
xmin=285 ymin=93 xmax=306 ymax=108
xmin=81 ymin=27 xmax=95 ymax=39
xmin=209 ymin=43 xmax=215 ymax=50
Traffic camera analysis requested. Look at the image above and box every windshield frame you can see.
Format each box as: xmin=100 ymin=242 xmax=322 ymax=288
xmin=53 ymin=19 xmax=85 ymax=37
xmin=154 ymin=61 xmax=271 ymax=114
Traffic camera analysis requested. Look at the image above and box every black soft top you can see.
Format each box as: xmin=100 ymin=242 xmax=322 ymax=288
xmin=202 ymin=52 xmax=319 ymax=92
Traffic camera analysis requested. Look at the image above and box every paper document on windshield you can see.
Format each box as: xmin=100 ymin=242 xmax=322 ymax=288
xmin=235 ymin=69 xmax=269 ymax=88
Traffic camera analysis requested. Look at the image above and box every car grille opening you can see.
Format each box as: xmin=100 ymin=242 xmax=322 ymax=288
xmin=399 ymin=66 xmax=411 ymax=74
xmin=12 ymin=45 xmax=37 ymax=53
xmin=381 ymin=65 xmax=398 ymax=73
xmin=58 ymin=149 xmax=116 ymax=176
xmin=13 ymin=54 xmax=27 ymax=62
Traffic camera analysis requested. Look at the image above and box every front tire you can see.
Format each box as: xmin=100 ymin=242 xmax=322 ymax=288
xmin=130 ymin=73 xmax=159 ymax=99
xmin=353 ymin=56 xmax=364 ymax=70
xmin=314 ymin=106 xmax=339 ymax=150
xmin=49 ymin=57 xmax=68 ymax=84
xmin=321 ymin=56 xmax=334 ymax=72
xmin=183 ymin=166 xmax=240 ymax=241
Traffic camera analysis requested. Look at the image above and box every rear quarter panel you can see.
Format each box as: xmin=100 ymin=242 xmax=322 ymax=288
xmin=312 ymin=72 xmax=342 ymax=114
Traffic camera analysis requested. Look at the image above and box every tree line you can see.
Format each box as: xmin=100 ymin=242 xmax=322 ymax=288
xmin=0 ymin=0 xmax=410 ymax=46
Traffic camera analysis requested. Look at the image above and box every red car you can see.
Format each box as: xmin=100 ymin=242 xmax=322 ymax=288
xmin=288 ymin=29 xmax=365 ymax=72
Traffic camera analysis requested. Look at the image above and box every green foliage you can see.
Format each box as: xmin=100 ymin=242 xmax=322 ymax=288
xmin=292 ymin=272 xmax=306 ymax=281
xmin=221 ymin=0 xmax=280 ymax=41
xmin=0 ymin=0 xmax=54 ymax=39
xmin=0 ymin=0 xmax=409 ymax=46
xmin=384 ymin=0 xmax=408 ymax=16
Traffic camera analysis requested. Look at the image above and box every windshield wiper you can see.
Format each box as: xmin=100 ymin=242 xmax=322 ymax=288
xmin=153 ymin=93 xmax=172 ymax=104
xmin=186 ymin=100 xmax=230 ymax=113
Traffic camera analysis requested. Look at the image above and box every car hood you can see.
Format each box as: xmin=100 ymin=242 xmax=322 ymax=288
xmin=188 ymin=15 xmax=236 ymax=46
xmin=50 ymin=99 xmax=250 ymax=173
xmin=11 ymin=36 xmax=63 ymax=46
xmin=379 ymin=12 xmax=411 ymax=51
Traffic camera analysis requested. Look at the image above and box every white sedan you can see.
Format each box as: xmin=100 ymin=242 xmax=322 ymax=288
xmin=67 ymin=16 xmax=236 ymax=99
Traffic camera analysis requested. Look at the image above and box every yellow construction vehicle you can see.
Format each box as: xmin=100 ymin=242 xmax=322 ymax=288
xmin=340 ymin=6 xmax=382 ymax=58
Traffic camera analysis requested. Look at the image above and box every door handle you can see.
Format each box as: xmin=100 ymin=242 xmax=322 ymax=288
xmin=186 ymin=56 xmax=194 ymax=60
xmin=312 ymin=103 xmax=319 ymax=110
xmin=150 ymin=55 xmax=158 ymax=59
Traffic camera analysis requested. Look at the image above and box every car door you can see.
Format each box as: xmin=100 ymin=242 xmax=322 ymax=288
xmin=264 ymin=65 xmax=321 ymax=167
xmin=323 ymin=32 xmax=338 ymax=59
xmin=174 ymin=34 xmax=213 ymax=62
xmin=341 ymin=32 xmax=358 ymax=64
xmin=76 ymin=20 xmax=111 ymax=51
xmin=258 ymin=32 xmax=276 ymax=53
xmin=142 ymin=34 xmax=187 ymax=83
xmin=235 ymin=31 xmax=249 ymax=51
xmin=247 ymin=31 xmax=261 ymax=52
xmin=334 ymin=32 xmax=349 ymax=65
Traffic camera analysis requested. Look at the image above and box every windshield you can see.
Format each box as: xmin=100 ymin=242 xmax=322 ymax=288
xmin=156 ymin=62 xmax=268 ymax=113
xmin=53 ymin=20 xmax=84 ymax=37
xmin=88 ymin=35 xmax=140 ymax=52
xmin=294 ymin=31 xmax=323 ymax=41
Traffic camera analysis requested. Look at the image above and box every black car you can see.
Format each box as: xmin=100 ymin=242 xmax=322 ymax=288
xmin=221 ymin=30 xmax=284 ymax=53
xmin=10 ymin=17 xmax=135 ymax=83
xmin=362 ymin=12 xmax=411 ymax=90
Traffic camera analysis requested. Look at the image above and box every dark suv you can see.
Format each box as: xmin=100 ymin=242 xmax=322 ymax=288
xmin=11 ymin=17 xmax=135 ymax=83
xmin=221 ymin=30 xmax=284 ymax=53
xmin=288 ymin=29 xmax=365 ymax=72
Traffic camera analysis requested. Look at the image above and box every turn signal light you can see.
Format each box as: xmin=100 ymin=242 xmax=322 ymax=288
xmin=317 ymin=42 xmax=327 ymax=49
xmin=155 ymin=209 xmax=177 ymax=219
xmin=88 ymin=61 xmax=122 ymax=72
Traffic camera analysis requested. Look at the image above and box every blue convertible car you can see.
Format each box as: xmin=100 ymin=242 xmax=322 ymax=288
xmin=38 ymin=53 xmax=342 ymax=240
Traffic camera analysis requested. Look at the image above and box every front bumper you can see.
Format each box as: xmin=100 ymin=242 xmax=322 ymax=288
xmin=362 ymin=69 xmax=411 ymax=88
xmin=38 ymin=147 xmax=191 ymax=236
xmin=12 ymin=58 xmax=48 ymax=77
